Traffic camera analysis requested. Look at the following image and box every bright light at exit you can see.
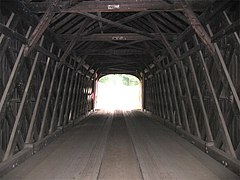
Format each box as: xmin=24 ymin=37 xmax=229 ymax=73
xmin=95 ymin=74 xmax=142 ymax=111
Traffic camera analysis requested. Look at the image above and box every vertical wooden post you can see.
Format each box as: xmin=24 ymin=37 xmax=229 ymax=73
xmin=163 ymin=68 xmax=174 ymax=123
xmin=176 ymin=48 xmax=201 ymax=138
xmin=63 ymin=61 xmax=77 ymax=126
xmin=58 ymin=61 xmax=72 ymax=127
xmin=156 ymin=73 xmax=165 ymax=119
xmin=69 ymin=73 xmax=80 ymax=121
xmin=141 ymin=74 xmax=145 ymax=111
xmin=72 ymin=74 xmax=82 ymax=120
xmin=49 ymin=66 xmax=65 ymax=134
xmin=166 ymin=58 xmax=181 ymax=126
xmin=76 ymin=75 xmax=85 ymax=118
xmin=172 ymin=64 xmax=190 ymax=132
xmin=160 ymin=72 xmax=170 ymax=120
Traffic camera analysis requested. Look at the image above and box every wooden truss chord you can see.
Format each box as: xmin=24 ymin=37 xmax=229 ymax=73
xmin=25 ymin=42 xmax=55 ymax=144
xmin=58 ymin=33 xmax=178 ymax=42
xmin=181 ymin=0 xmax=215 ymax=55
xmin=23 ymin=0 xmax=60 ymax=57
xmin=3 ymin=36 xmax=45 ymax=160
xmin=59 ymin=18 xmax=91 ymax=65
xmin=29 ymin=1 xmax=211 ymax=13
xmin=0 ymin=27 xmax=32 ymax=126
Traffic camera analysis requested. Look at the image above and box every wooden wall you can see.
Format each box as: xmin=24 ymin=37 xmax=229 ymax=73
xmin=144 ymin=0 xmax=240 ymax=175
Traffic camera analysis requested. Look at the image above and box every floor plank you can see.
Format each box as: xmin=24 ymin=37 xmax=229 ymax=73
xmin=98 ymin=111 xmax=143 ymax=180
xmin=1 ymin=110 xmax=239 ymax=180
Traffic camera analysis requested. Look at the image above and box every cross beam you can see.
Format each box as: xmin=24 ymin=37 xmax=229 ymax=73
xmin=24 ymin=0 xmax=59 ymax=57
xmin=29 ymin=1 xmax=212 ymax=13
xmin=181 ymin=0 xmax=215 ymax=55
xmin=59 ymin=33 xmax=178 ymax=42
xmin=81 ymin=49 xmax=148 ymax=56
xmin=59 ymin=18 xmax=91 ymax=64
xmin=77 ymin=12 xmax=157 ymax=40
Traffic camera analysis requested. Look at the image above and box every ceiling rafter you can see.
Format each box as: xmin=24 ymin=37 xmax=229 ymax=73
xmin=59 ymin=18 xmax=91 ymax=64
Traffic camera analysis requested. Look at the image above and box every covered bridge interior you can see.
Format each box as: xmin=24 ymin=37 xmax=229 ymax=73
xmin=0 ymin=0 xmax=240 ymax=179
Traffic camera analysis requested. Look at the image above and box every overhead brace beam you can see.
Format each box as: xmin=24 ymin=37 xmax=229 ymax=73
xmin=77 ymin=12 xmax=158 ymax=40
xmin=181 ymin=0 xmax=215 ymax=55
xmin=29 ymin=1 xmax=211 ymax=13
xmin=59 ymin=18 xmax=91 ymax=65
xmin=82 ymin=11 xmax=150 ymax=37
xmin=212 ymin=18 xmax=240 ymax=42
xmin=81 ymin=49 xmax=148 ymax=56
xmin=23 ymin=0 xmax=59 ymax=57
xmin=0 ymin=23 xmax=59 ymax=61
xmin=59 ymin=33 xmax=178 ymax=42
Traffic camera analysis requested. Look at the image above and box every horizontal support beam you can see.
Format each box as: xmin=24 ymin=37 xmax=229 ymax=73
xmin=0 ymin=23 xmax=27 ymax=43
xmin=79 ymin=49 xmax=148 ymax=56
xmin=212 ymin=18 xmax=240 ymax=42
xmin=0 ymin=23 xmax=59 ymax=61
xmin=58 ymin=33 xmax=178 ymax=42
xmin=29 ymin=1 xmax=212 ymax=13
xmin=155 ymin=44 xmax=204 ymax=71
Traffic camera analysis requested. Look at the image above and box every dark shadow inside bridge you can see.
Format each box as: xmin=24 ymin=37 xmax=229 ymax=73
xmin=0 ymin=0 xmax=240 ymax=179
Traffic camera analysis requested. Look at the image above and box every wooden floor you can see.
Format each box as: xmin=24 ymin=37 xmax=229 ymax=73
xmin=2 ymin=111 xmax=239 ymax=180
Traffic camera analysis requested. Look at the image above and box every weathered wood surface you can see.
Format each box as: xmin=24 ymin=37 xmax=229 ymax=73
xmin=1 ymin=111 xmax=239 ymax=179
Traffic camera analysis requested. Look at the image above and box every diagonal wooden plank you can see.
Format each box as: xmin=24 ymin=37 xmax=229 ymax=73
xmin=3 ymin=36 xmax=45 ymax=161
xmin=63 ymin=61 xmax=77 ymax=126
xmin=181 ymin=0 xmax=215 ymax=55
xmin=78 ymin=12 xmax=156 ymax=39
xmin=183 ymin=42 xmax=214 ymax=143
xmin=0 ymin=13 xmax=15 ymax=44
xmin=23 ymin=0 xmax=59 ymax=57
xmin=0 ymin=27 xmax=31 ymax=126
xmin=38 ymin=48 xmax=61 ymax=140
xmin=193 ymin=35 xmax=236 ymax=158
xmin=147 ymin=15 xmax=191 ymax=131
xmin=49 ymin=66 xmax=66 ymax=134
xmin=59 ymin=18 xmax=91 ymax=65
xmin=57 ymin=61 xmax=73 ymax=127
xmin=207 ymin=24 xmax=240 ymax=123
xmin=25 ymin=42 xmax=54 ymax=144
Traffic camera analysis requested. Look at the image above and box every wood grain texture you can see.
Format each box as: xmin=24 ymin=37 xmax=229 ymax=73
xmin=2 ymin=111 xmax=239 ymax=179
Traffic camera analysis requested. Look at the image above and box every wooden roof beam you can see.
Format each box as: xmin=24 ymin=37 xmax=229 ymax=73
xmin=24 ymin=0 xmax=60 ymax=57
xmin=181 ymin=0 xmax=215 ymax=55
xmin=29 ymin=1 xmax=212 ymax=13
xmin=59 ymin=18 xmax=90 ymax=64
xmin=81 ymin=49 xmax=148 ymax=56
xmin=77 ymin=12 xmax=158 ymax=40
xmin=59 ymin=33 xmax=178 ymax=42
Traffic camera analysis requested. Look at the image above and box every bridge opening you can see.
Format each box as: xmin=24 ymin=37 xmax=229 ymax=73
xmin=95 ymin=74 xmax=142 ymax=111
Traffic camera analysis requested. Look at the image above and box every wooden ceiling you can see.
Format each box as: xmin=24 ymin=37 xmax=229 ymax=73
xmin=27 ymin=0 xmax=215 ymax=76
